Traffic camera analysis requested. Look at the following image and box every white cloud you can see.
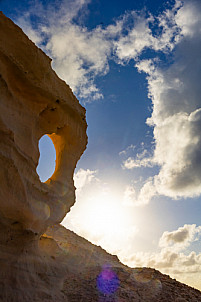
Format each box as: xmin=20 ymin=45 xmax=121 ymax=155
xmin=148 ymin=0 xmax=201 ymax=200
xmin=123 ymin=153 xmax=153 ymax=169
xmin=121 ymin=0 xmax=201 ymax=204
xmin=123 ymin=185 xmax=136 ymax=206
xmin=15 ymin=0 xmax=183 ymax=103
xmin=73 ymin=168 xmax=98 ymax=191
xmin=159 ymin=224 xmax=201 ymax=249
xmin=123 ymin=179 xmax=156 ymax=207
xmin=121 ymin=224 xmax=201 ymax=290
xmin=44 ymin=24 xmax=114 ymax=100
xmin=119 ymin=144 xmax=136 ymax=156
xmin=15 ymin=0 xmax=113 ymax=101
xmin=175 ymin=0 xmax=201 ymax=37
xmin=16 ymin=14 xmax=43 ymax=45
xmin=136 ymin=179 xmax=156 ymax=206
xmin=114 ymin=1 xmax=182 ymax=62
xmin=114 ymin=13 xmax=155 ymax=62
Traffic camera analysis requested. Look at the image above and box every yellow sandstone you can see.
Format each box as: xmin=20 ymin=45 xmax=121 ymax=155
xmin=0 ymin=12 xmax=87 ymax=234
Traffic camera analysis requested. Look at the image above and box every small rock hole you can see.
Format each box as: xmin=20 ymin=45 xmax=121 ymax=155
xmin=36 ymin=135 xmax=56 ymax=182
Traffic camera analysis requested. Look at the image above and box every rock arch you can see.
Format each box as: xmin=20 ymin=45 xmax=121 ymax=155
xmin=0 ymin=12 xmax=87 ymax=235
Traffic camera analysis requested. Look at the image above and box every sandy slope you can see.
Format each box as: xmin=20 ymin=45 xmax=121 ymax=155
xmin=46 ymin=224 xmax=201 ymax=301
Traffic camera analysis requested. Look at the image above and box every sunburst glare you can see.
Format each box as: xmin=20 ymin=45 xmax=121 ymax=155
xmin=63 ymin=189 xmax=138 ymax=255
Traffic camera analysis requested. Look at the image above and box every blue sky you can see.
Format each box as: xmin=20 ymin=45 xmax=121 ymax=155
xmin=2 ymin=0 xmax=201 ymax=290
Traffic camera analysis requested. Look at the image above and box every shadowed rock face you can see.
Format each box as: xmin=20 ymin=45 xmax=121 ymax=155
xmin=46 ymin=224 xmax=201 ymax=302
xmin=0 ymin=12 xmax=87 ymax=235
xmin=0 ymin=12 xmax=87 ymax=301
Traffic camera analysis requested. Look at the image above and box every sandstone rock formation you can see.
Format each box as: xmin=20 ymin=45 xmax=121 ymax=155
xmin=0 ymin=11 xmax=87 ymax=234
xmin=1 ymin=12 xmax=201 ymax=302
xmin=0 ymin=11 xmax=87 ymax=301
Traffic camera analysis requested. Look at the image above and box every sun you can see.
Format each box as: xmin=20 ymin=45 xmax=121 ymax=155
xmin=86 ymin=194 xmax=124 ymax=236
xmin=66 ymin=190 xmax=137 ymax=253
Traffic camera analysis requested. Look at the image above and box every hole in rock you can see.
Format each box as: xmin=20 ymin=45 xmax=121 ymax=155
xmin=36 ymin=135 xmax=56 ymax=182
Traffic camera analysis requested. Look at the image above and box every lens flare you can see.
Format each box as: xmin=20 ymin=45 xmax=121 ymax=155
xmin=97 ymin=265 xmax=120 ymax=295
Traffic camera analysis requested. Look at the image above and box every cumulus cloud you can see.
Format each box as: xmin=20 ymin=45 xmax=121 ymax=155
xmin=15 ymin=0 xmax=113 ymax=100
xmin=123 ymin=179 xmax=156 ymax=206
xmin=123 ymin=185 xmax=137 ymax=206
xmin=122 ymin=224 xmax=201 ymax=268
xmin=114 ymin=2 xmax=181 ymax=62
xmin=122 ymin=151 xmax=153 ymax=169
xmin=121 ymin=142 xmax=155 ymax=170
xmin=44 ymin=23 xmax=114 ymax=100
xmin=159 ymin=224 xmax=201 ymax=249
xmin=122 ymin=0 xmax=201 ymax=205
xmin=15 ymin=0 xmax=183 ymax=103
xmin=121 ymin=224 xmax=201 ymax=289
xmin=16 ymin=14 xmax=43 ymax=45
xmin=175 ymin=0 xmax=201 ymax=37
xmin=74 ymin=168 xmax=98 ymax=191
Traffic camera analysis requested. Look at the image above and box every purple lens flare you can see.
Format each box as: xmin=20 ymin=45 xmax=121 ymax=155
xmin=97 ymin=265 xmax=120 ymax=295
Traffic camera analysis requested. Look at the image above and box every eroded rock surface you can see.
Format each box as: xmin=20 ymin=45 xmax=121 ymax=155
xmin=0 ymin=12 xmax=87 ymax=234
xmin=0 ymin=12 xmax=87 ymax=301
